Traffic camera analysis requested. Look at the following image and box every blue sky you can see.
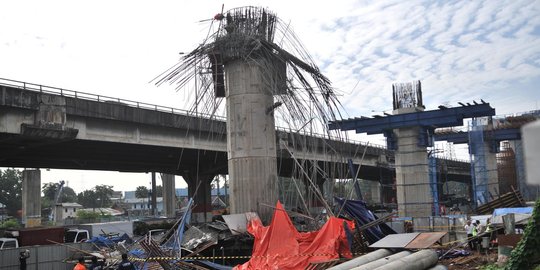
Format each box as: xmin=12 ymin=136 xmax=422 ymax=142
xmin=0 ymin=0 xmax=539 ymax=192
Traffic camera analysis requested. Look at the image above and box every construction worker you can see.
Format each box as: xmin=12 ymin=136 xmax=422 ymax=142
xmin=117 ymin=254 xmax=135 ymax=270
xmin=19 ymin=250 xmax=30 ymax=270
xmin=89 ymin=256 xmax=103 ymax=270
xmin=74 ymin=257 xmax=87 ymax=270
xmin=464 ymin=219 xmax=474 ymax=250
xmin=485 ymin=218 xmax=492 ymax=232
xmin=471 ymin=220 xmax=479 ymax=250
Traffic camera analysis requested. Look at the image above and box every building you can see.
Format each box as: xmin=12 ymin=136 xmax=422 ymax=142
xmin=54 ymin=202 xmax=83 ymax=222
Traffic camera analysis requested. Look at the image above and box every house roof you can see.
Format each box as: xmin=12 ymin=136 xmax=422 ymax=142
xmin=58 ymin=202 xmax=83 ymax=208
xmin=124 ymin=197 xmax=164 ymax=204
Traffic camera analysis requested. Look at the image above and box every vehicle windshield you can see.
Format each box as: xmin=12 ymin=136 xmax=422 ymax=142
xmin=65 ymin=231 xmax=77 ymax=243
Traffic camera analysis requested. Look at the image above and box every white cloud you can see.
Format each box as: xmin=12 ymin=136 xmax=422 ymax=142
xmin=0 ymin=0 xmax=539 ymax=191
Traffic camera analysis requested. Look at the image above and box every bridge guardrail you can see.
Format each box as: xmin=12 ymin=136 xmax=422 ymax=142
xmin=0 ymin=77 xmax=225 ymax=120
xmin=0 ymin=77 xmax=435 ymax=153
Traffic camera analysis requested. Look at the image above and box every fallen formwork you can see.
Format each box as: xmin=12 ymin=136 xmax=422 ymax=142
xmin=476 ymin=188 xmax=525 ymax=214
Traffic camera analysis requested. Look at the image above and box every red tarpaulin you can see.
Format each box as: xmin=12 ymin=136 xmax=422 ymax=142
xmin=235 ymin=202 xmax=353 ymax=270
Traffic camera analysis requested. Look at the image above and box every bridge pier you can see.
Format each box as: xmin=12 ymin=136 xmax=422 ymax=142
xmin=184 ymin=172 xmax=214 ymax=223
xmin=161 ymin=173 xmax=176 ymax=217
xmin=225 ymin=59 xmax=279 ymax=222
xmin=394 ymin=108 xmax=434 ymax=217
xmin=22 ymin=169 xmax=41 ymax=228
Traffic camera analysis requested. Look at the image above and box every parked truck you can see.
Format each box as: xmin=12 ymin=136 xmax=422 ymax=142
xmin=74 ymin=221 xmax=133 ymax=239
xmin=5 ymin=227 xmax=65 ymax=246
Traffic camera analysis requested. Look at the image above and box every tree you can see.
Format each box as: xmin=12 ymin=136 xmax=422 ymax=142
xmin=42 ymin=182 xmax=77 ymax=203
xmin=0 ymin=169 xmax=22 ymax=216
xmin=135 ymin=186 xmax=149 ymax=198
xmin=94 ymin=185 xmax=114 ymax=207
xmin=77 ymin=190 xmax=99 ymax=208
xmin=77 ymin=185 xmax=114 ymax=208
xmin=155 ymin=185 xmax=163 ymax=197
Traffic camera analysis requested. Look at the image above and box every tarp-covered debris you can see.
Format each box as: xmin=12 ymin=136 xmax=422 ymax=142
xmin=235 ymin=201 xmax=353 ymax=270
xmin=335 ymin=197 xmax=396 ymax=244
xmin=86 ymin=233 xmax=133 ymax=247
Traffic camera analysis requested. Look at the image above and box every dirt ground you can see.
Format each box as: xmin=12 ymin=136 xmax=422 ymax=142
xmin=440 ymin=252 xmax=499 ymax=270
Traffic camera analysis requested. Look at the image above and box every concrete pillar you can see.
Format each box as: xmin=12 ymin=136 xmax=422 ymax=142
xmin=327 ymin=249 xmax=393 ymax=270
xmin=161 ymin=173 xmax=176 ymax=217
xmin=353 ymin=251 xmax=412 ymax=270
xmin=393 ymin=107 xmax=433 ymax=217
xmin=372 ymin=250 xmax=438 ymax=270
xmin=226 ymin=59 xmax=278 ymax=221
xmin=151 ymin=172 xmax=157 ymax=216
xmin=22 ymin=169 xmax=41 ymax=228
xmin=185 ymin=173 xmax=214 ymax=223
xmin=484 ymin=144 xmax=499 ymax=196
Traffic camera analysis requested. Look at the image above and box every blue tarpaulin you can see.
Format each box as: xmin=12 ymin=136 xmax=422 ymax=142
xmin=86 ymin=233 xmax=132 ymax=247
xmin=335 ymin=197 xmax=396 ymax=244
xmin=492 ymin=207 xmax=533 ymax=216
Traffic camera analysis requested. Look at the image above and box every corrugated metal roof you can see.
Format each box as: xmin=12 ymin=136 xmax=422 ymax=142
xmin=405 ymin=232 xmax=447 ymax=249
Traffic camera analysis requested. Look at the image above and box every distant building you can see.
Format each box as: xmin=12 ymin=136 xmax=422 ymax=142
xmin=124 ymin=197 xmax=164 ymax=216
xmin=122 ymin=187 xmax=229 ymax=216
xmin=54 ymin=202 xmax=83 ymax=223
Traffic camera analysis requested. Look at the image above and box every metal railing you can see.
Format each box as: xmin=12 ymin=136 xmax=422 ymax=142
xmin=0 ymin=77 xmax=225 ymax=121
xmin=0 ymin=77 xmax=388 ymax=150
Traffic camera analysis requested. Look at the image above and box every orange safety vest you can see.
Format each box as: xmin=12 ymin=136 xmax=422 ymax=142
xmin=74 ymin=263 xmax=87 ymax=270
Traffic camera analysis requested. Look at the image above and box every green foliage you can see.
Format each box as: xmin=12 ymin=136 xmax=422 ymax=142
xmin=75 ymin=210 xmax=111 ymax=220
xmin=0 ymin=218 xmax=20 ymax=229
xmin=42 ymin=182 xmax=77 ymax=203
xmin=0 ymin=169 xmax=22 ymax=216
xmin=505 ymin=199 xmax=540 ymax=270
xmin=94 ymin=185 xmax=114 ymax=207
xmin=136 ymin=185 xmax=163 ymax=198
xmin=77 ymin=185 xmax=115 ymax=208
xmin=480 ymin=264 xmax=503 ymax=270
xmin=76 ymin=210 xmax=101 ymax=220
xmin=78 ymin=190 xmax=99 ymax=208
xmin=135 ymin=186 xmax=149 ymax=198
xmin=155 ymin=185 xmax=163 ymax=197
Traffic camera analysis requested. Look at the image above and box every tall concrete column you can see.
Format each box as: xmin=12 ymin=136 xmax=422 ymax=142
xmin=184 ymin=173 xmax=214 ymax=223
xmin=394 ymin=108 xmax=433 ymax=217
xmin=226 ymin=59 xmax=278 ymax=221
xmin=161 ymin=174 xmax=176 ymax=217
xmin=22 ymin=169 xmax=41 ymax=227
xmin=484 ymin=143 xmax=499 ymax=196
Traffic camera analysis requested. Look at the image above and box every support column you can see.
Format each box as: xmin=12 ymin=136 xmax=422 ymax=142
xmin=185 ymin=173 xmax=214 ymax=223
xmin=226 ymin=59 xmax=278 ymax=221
xmin=162 ymin=174 xmax=176 ymax=217
xmin=151 ymin=172 xmax=157 ymax=216
xmin=484 ymin=144 xmax=499 ymax=196
xmin=394 ymin=108 xmax=433 ymax=217
xmin=22 ymin=169 xmax=41 ymax=228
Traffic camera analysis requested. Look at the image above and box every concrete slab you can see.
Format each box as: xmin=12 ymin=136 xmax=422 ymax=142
xmin=369 ymin=233 xmax=420 ymax=248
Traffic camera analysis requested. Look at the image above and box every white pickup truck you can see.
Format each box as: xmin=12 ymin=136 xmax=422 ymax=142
xmin=64 ymin=229 xmax=90 ymax=243
xmin=0 ymin=237 xmax=19 ymax=249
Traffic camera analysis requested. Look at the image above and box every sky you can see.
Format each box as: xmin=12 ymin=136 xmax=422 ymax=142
xmin=1 ymin=0 xmax=539 ymax=194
